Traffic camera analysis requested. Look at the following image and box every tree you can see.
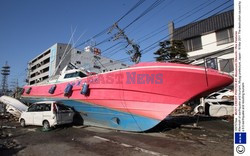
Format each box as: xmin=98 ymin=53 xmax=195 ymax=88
xmin=154 ymin=40 xmax=188 ymax=62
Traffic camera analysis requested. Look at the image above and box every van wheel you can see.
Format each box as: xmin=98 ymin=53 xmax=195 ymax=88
xmin=43 ymin=120 xmax=50 ymax=130
xmin=20 ymin=119 xmax=26 ymax=127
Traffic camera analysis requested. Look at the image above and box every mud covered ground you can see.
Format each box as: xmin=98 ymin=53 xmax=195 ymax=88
xmin=0 ymin=115 xmax=233 ymax=156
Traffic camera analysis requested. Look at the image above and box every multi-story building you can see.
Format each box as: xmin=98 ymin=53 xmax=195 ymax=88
xmin=169 ymin=10 xmax=234 ymax=73
xmin=27 ymin=43 xmax=128 ymax=85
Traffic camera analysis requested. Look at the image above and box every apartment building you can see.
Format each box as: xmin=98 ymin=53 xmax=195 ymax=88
xmin=27 ymin=43 xmax=128 ymax=85
xmin=169 ymin=10 xmax=234 ymax=73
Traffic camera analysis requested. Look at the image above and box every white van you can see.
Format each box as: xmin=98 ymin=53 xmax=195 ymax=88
xmin=19 ymin=101 xmax=74 ymax=129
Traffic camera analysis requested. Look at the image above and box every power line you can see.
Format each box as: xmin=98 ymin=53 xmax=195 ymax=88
xmin=105 ymin=47 xmax=127 ymax=58
xmin=101 ymin=41 xmax=125 ymax=54
xmin=141 ymin=2 xmax=233 ymax=55
xmin=84 ymin=1 xmax=234 ymax=71
xmin=137 ymin=0 xmax=218 ymax=44
xmin=100 ymin=1 xmax=233 ymax=65
xmin=86 ymin=34 xmax=234 ymax=71
xmin=97 ymin=0 xmax=167 ymax=62
xmin=75 ymin=0 xmax=146 ymax=49
xmin=123 ymin=0 xmax=165 ymax=30
xmin=97 ymin=3 xmax=234 ymax=67
xmin=103 ymin=0 xmax=220 ymax=58
xmin=116 ymin=0 xmax=146 ymax=23
xmin=137 ymin=0 xmax=212 ymax=41
xmin=127 ymin=0 xmax=175 ymax=35
xmin=42 ymin=1 xmax=147 ymax=80
xmin=91 ymin=0 xmax=165 ymax=53
xmin=174 ymin=0 xmax=218 ymax=23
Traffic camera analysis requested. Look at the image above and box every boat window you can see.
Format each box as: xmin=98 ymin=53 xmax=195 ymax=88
xmin=64 ymin=73 xmax=73 ymax=79
xmin=64 ymin=71 xmax=87 ymax=79
xmin=78 ymin=72 xmax=87 ymax=78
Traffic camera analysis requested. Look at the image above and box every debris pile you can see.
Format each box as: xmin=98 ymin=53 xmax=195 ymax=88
xmin=170 ymin=104 xmax=192 ymax=115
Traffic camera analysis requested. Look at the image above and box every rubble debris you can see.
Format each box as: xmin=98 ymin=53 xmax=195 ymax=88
xmin=170 ymin=104 xmax=192 ymax=115
xmin=72 ymin=125 xmax=88 ymax=129
xmin=1 ymin=140 xmax=19 ymax=149
xmin=1 ymin=126 xmax=16 ymax=129
xmin=180 ymin=125 xmax=203 ymax=130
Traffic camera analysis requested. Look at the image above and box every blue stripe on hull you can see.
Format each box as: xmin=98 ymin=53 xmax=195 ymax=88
xmin=21 ymin=97 xmax=160 ymax=132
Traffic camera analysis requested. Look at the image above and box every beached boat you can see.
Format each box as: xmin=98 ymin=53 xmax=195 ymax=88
xmin=21 ymin=62 xmax=233 ymax=132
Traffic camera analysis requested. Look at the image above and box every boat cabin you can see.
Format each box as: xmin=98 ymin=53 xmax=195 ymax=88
xmin=57 ymin=69 xmax=88 ymax=82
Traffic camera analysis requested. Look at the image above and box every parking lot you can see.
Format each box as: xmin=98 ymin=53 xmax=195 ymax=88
xmin=0 ymin=115 xmax=233 ymax=156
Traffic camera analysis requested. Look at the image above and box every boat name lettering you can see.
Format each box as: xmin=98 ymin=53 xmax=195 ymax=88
xmin=80 ymin=72 xmax=163 ymax=84
xmin=126 ymin=72 xmax=163 ymax=84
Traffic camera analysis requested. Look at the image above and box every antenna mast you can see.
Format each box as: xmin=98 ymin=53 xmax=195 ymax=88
xmin=1 ymin=62 xmax=10 ymax=95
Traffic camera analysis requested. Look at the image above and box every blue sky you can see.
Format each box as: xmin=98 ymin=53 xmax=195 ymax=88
xmin=0 ymin=0 xmax=233 ymax=87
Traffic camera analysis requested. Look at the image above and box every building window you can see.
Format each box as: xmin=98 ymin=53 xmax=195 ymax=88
xmin=183 ymin=36 xmax=202 ymax=52
xmin=31 ymin=73 xmax=36 ymax=78
xmin=216 ymin=28 xmax=234 ymax=45
xmin=42 ymin=67 xmax=49 ymax=73
xmin=42 ymin=76 xmax=49 ymax=80
xmin=206 ymin=58 xmax=218 ymax=70
xmin=43 ymin=58 xmax=50 ymax=64
xmin=77 ymin=51 xmax=81 ymax=54
xmin=219 ymin=58 xmax=234 ymax=73
xmin=30 ymin=80 xmax=35 ymax=85
xmin=44 ymin=50 xmax=50 ymax=56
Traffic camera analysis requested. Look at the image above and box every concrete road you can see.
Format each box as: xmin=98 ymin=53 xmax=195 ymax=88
xmin=0 ymin=116 xmax=233 ymax=156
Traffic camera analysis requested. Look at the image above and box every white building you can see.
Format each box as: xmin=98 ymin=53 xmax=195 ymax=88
xmin=27 ymin=43 xmax=128 ymax=85
xmin=169 ymin=10 xmax=234 ymax=73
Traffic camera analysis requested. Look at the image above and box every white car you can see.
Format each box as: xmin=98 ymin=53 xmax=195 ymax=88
xmin=193 ymin=100 xmax=233 ymax=117
xmin=0 ymin=95 xmax=28 ymax=117
xmin=206 ymin=89 xmax=234 ymax=100
xmin=6 ymin=105 xmax=22 ymax=117
xmin=207 ymin=101 xmax=233 ymax=117
xmin=19 ymin=101 xmax=74 ymax=129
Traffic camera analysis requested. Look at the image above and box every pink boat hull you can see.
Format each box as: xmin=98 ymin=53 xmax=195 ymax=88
xmin=21 ymin=62 xmax=233 ymax=131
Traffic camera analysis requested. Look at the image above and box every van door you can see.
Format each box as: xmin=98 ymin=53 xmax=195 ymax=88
xmin=25 ymin=104 xmax=37 ymax=125
xmin=33 ymin=104 xmax=44 ymax=126
xmin=42 ymin=103 xmax=53 ymax=120
xmin=56 ymin=103 xmax=73 ymax=124
xmin=53 ymin=103 xmax=62 ymax=124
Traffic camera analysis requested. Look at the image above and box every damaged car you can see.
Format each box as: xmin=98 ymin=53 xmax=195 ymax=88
xmin=193 ymin=88 xmax=234 ymax=117
xmin=19 ymin=101 xmax=74 ymax=130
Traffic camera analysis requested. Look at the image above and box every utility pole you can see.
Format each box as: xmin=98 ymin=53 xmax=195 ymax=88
xmin=1 ymin=62 xmax=10 ymax=95
xmin=10 ymin=78 xmax=19 ymax=97
xmin=109 ymin=23 xmax=141 ymax=64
